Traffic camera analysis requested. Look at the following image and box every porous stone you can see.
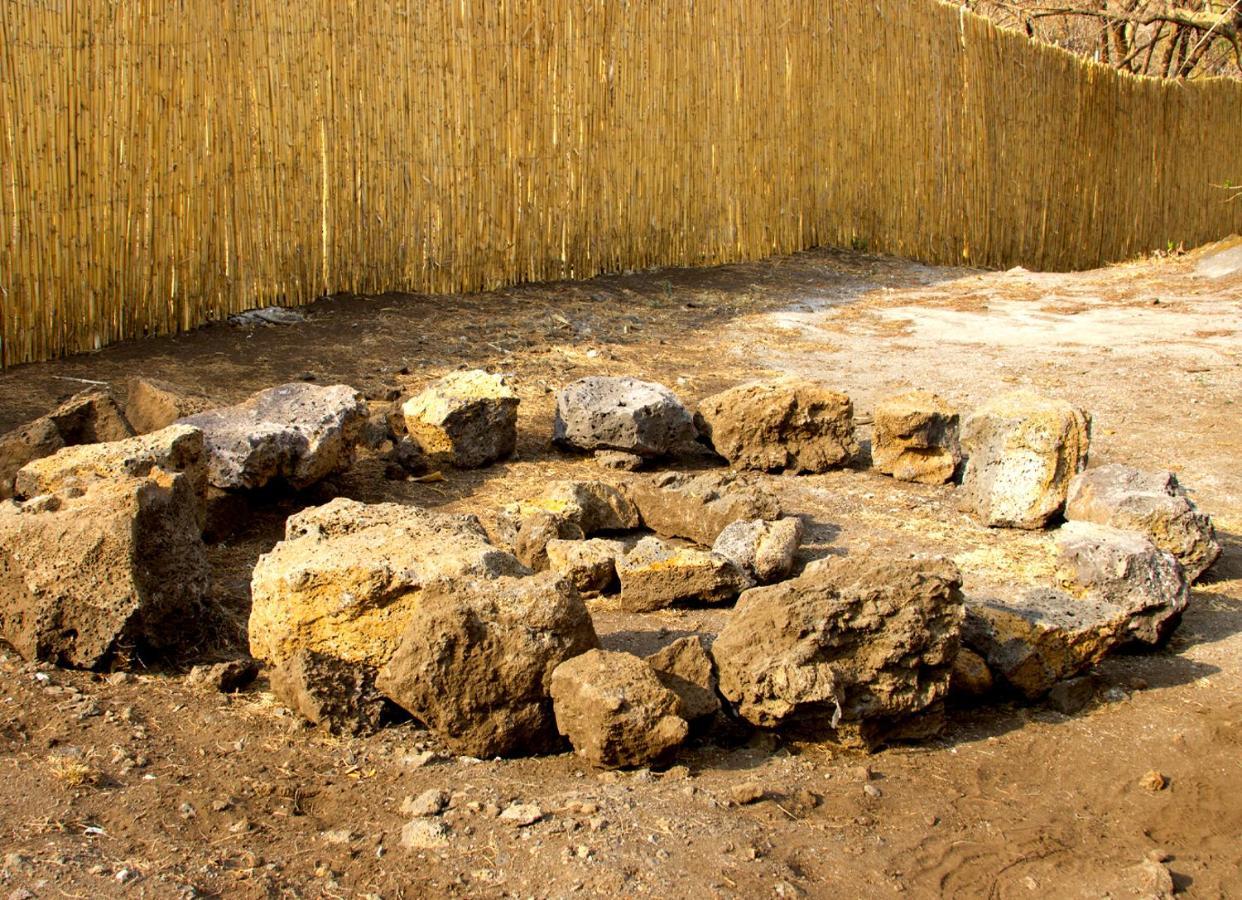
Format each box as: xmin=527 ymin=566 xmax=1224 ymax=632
xmin=1065 ymin=463 xmax=1221 ymax=581
xmin=645 ymin=636 xmax=721 ymax=721
xmin=249 ymin=498 xmax=527 ymax=671
xmin=550 ymin=650 xmax=688 ymax=769
xmin=376 ymin=573 xmax=599 ymax=758
xmin=0 ymin=390 xmax=133 ymax=499
xmin=553 ymin=377 xmax=696 ymax=458
xmin=617 ymin=537 xmax=751 ymax=612
xmin=871 ymin=390 xmax=962 ymax=484
xmin=125 ymin=378 xmax=211 ymax=434
xmin=628 ymin=471 xmax=781 ymax=546
xmin=546 ymin=538 xmax=626 ymax=594
xmin=948 ymin=648 xmax=994 ymax=699
xmin=594 ymin=450 xmax=645 ymax=471
xmin=269 ymin=649 xmax=388 ymax=736
xmin=186 ymin=659 xmax=259 ymax=693
xmin=401 ymin=370 xmax=518 ymax=469
xmin=513 ymin=511 xmax=586 ymax=571
xmin=179 ymin=382 xmax=366 ymax=490
xmin=0 ymin=470 xmax=208 ymax=669
xmin=712 ymin=555 xmax=964 ymax=749
xmin=712 ymin=518 xmax=802 ymax=584
xmin=959 ymin=390 xmax=1091 ymax=529
xmin=694 ymin=377 xmax=858 ymax=473
xmin=962 ymin=589 xmax=1130 ymax=699
xmin=1054 ymin=521 xmax=1190 ymax=645
xmin=400 ymin=819 xmax=450 ymax=850
xmin=512 ymin=481 xmax=640 ymax=535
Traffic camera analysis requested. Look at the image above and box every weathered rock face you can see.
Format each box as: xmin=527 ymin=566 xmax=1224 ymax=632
xmin=546 ymin=538 xmax=626 ymax=594
xmin=401 ymin=370 xmax=518 ymax=469
xmin=553 ymin=377 xmax=696 ymax=458
xmin=376 ymin=573 xmax=599 ymax=757
xmin=0 ymin=470 xmax=209 ymax=669
xmin=712 ymin=518 xmax=802 ymax=584
xmin=712 ymin=555 xmax=963 ymax=748
xmin=0 ymin=390 xmax=133 ymax=499
xmin=962 ymin=589 xmax=1129 ymax=699
xmin=617 ymin=537 xmax=751 ymax=612
xmin=248 ymin=499 xmax=528 ymax=671
xmin=270 ymin=649 xmax=388 ymax=736
xmin=1054 ymin=522 xmax=1190 ymax=645
xmin=13 ymin=426 xmax=208 ymax=521
xmin=871 ymin=390 xmax=962 ymax=485
xmin=513 ymin=481 xmax=640 ymax=535
xmin=1064 ymin=463 xmax=1220 ymax=581
xmin=512 ymin=512 xmax=585 ymax=572
xmin=959 ymin=390 xmax=1091 ymax=529
xmin=550 ymin=650 xmax=688 ymax=768
xmin=949 ymin=648 xmax=994 ymax=699
xmin=645 ymin=636 xmax=721 ymax=721
xmin=179 ymin=383 xmax=366 ymax=490
xmin=695 ymin=378 xmax=858 ymax=473
xmin=125 ymin=377 xmax=212 ymax=434
xmin=628 ymin=471 xmax=781 ymax=546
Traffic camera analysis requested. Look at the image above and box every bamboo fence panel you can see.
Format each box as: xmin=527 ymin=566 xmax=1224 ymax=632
xmin=1 ymin=0 xmax=1240 ymax=366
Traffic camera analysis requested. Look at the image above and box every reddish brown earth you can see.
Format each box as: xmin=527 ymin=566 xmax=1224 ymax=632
xmin=0 ymin=244 xmax=1240 ymax=898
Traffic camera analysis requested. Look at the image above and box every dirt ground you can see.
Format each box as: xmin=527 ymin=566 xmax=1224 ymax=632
xmin=1 ymin=244 xmax=1240 ymax=899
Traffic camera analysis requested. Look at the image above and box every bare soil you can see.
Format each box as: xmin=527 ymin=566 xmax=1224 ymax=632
xmin=1 ymin=245 xmax=1240 ymax=899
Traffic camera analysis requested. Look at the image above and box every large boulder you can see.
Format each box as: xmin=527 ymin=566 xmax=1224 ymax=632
xmin=0 ymin=390 xmax=133 ymax=499
xmin=179 ymin=383 xmax=366 ymax=490
xmin=269 ymin=649 xmax=388 ymax=737
xmin=628 ymin=471 xmax=781 ymax=546
xmin=871 ymin=390 xmax=962 ymax=485
xmin=1064 ymin=463 xmax=1220 ymax=581
xmin=712 ymin=555 xmax=963 ymax=749
xmin=645 ymin=636 xmax=721 ymax=721
xmin=553 ymin=377 xmax=696 ymax=458
xmin=1054 ymin=522 xmax=1189 ymax=645
xmin=125 ymin=377 xmax=212 ymax=434
xmin=712 ymin=518 xmax=802 ymax=584
xmin=962 ymin=589 xmax=1129 ymax=699
xmin=695 ymin=378 xmax=858 ymax=473
xmin=376 ymin=573 xmax=598 ymax=757
xmin=401 ymin=370 xmax=519 ymax=469
xmin=550 ymin=650 xmax=688 ymax=768
xmin=248 ymin=499 xmax=527 ymax=672
xmin=0 ymin=470 xmax=209 ymax=668
xmin=959 ymin=390 xmax=1091 ymax=529
xmin=616 ymin=537 xmax=751 ymax=612
xmin=509 ymin=481 xmax=640 ymax=535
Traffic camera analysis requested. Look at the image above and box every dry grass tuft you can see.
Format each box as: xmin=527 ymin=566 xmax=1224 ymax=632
xmin=45 ymin=755 xmax=101 ymax=787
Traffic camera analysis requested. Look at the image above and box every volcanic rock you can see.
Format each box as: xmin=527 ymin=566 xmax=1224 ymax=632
xmin=401 ymin=370 xmax=518 ymax=469
xmin=871 ymin=390 xmax=961 ymax=484
xmin=546 ymin=538 xmax=626 ymax=594
xmin=712 ymin=517 xmax=802 ymax=584
xmin=617 ymin=537 xmax=751 ymax=612
xmin=125 ymin=378 xmax=212 ymax=434
xmin=269 ymin=649 xmax=388 ymax=736
xmin=553 ymin=377 xmax=696 ymax=458
xmin=645 ymin=636 xmax=721 ymax=720
xmin=628 ymin=471 xmax=781 ymax=546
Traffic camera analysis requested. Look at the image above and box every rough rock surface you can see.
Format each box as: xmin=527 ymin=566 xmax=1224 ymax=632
xmin=617 ymin=537 xmax=751 ymax=612
xmin=0 ymin=470 xmax=209 ymax=668
xmin=962 ymin=589 xmax=1130 ymax=699
xmin=549 ymin=650 xmax=688 ymax=768
xmin=546 ymin=538 xmax=626 ymax=594
xmin=959 ymin=390 xmax=1091 ymax=529
xmin=695 ymin=377 xmax=858 ymax=473
xmin=1054 ymin=521 xmax=1190 ymax=645
xmin=125 ymin=377 xmax=212 ymax=434
xmin=1064 ymin=463 xmax=1221 ymax=581
xmin=249 ymin=498 xmax=527 ymax=670
xmin=949 ymin=648 xmax=994 ymax=698
xmin=628 ymin=471 xmax=781 ymax=546
xmin=401 ymin=370 xmax=518 ymax=469
xmin=179 ymin=383 xmax=366 ymax=490
xmin=376 ymin=573 xmax=599 ymax=757
xmin=871 ymin=390 xmax=962 ymax=485
xmin=645 ymin=636 xmax=721 ymax=721
xmin=269 ymin=650 xmax=387 ymax=736
xmin=0 ymin=389 xmax=133 ymax=499
xmin=712 ymin=555 xmax=964 ymax=748
xmin=712 ymin=518 xmax=802 ymax=584
xmin=553 ymin=377 xmax=696 ymax=458
xmin=512 ymin=481 xmax=640 ymax=535
xmin=13 ymin=425 xmax=208 ymax=519
xmin=512 ymin=512 xmax=585 ymax=572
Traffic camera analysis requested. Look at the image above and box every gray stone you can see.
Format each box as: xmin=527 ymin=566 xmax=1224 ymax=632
xmin=179 ymin=382 xmax=366 ymax=490
xmin=712 ymin=518 xmax=802 ymax=584
xmin=553 ymin=377 xmax=695 ymax=458
xmin=401 ymin=789 xmax=449 ymax=818
xmin=959 ymin=390 xmax=1091 ymax=529
xmin=712 ymin=555 xmax=963 ymax=749
xmin=1054 ymin=521 xmax=1189 ymax=645
xmin=401 ymin=370 xmax=519 ymax=469
xmin=628 ymin=470 xmax=781 ymax=546
xmin=617 ymin=536 xmax=751 ymax=612
xmin=1065 ymin=463 xmax=1220 ymax=581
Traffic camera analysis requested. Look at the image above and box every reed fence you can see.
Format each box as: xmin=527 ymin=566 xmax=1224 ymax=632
xmin=2 ymin=0 xmax=1240 ymax=365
